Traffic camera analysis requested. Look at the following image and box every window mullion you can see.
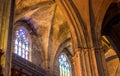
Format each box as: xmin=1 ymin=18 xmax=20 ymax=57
xmin=14 ymin=28 xmax=30 ymax=61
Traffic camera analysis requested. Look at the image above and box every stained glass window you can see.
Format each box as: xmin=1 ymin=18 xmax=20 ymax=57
xmin=59 ymin=53 xmax=71 ymax=76
xmin=14 ymin=28 xmax=30 ymax=60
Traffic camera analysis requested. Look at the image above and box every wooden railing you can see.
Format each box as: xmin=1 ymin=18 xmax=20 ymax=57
xmin=12 ymin=53 xmax=46 ymax=76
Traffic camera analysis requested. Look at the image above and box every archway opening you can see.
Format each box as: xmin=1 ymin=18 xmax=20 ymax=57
xmin=102 ymin=2 xmax=120 ymax=76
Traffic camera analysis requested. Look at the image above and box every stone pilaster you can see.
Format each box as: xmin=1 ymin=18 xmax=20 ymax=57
xmin=72 ymin=48 xmax=99 ymax=76
xmin=80 ymin=48 xmax=98 ymax=76
xmin=90 ymin=48 xmax=99 ymax=76
xmin=94 ymin=47 xmax=109 ymax=76
xmin=83 ymin=48 xmax=91 ymax=76
xmin=0 ymin=0 xmax=14 ymax=76
xmin=72 ymin=48 xmax=82 ymax=76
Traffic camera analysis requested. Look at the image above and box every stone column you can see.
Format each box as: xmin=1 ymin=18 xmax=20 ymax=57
xmin=72 ymin=48 xmax=99 ymax=76
xmin=0 ymin=0 xmax=14 ymax=76
xmin=72 ymin=48 xmax=82 ymax=76
xmin=83 ymin=48 xmax=91 ymax=76
xmin=90 ymin=48 xmax=99 ymax=76
xmin=94 ymin=47 xmax=109 ymax=76
xmin=80 ymin=48 xmax=98 ymax=76
xmin=0 ymin=0 xmax=5 ymax=49
xmin=0 ymin=1 xmax=5 ymax=75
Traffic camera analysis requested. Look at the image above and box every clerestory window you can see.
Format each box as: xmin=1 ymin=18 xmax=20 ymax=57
xmin=14 ymin=28 xmax=30 ymax=60
xmin=59 ymin=53 xmax=72 ymax=76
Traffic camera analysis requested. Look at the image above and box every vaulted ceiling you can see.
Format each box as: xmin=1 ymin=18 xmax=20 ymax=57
xmin=14 ymin=0 xmax=73 ymax=68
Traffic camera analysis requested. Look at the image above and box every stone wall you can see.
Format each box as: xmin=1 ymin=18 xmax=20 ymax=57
xmin=31 ymin=35 xmax=44 ymax=67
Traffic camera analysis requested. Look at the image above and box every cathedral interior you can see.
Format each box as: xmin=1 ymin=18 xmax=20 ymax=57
xmin=0 ymin=0 xmax=120 ymax=76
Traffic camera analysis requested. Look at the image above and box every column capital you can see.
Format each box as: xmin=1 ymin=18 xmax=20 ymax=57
xmin=93 ymin=46 xmax=104 ymax=53
xmin=72 ymin=48 xmax=82 ymax=76
xmin=74 ymin=47 xmax=95 ymax=53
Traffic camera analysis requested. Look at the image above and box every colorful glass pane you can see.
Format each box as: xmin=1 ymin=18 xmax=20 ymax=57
xmin=59 ymin=53 xmax=71 ymax=76
xmin=14 ymin=28 xmax=29 ymax=60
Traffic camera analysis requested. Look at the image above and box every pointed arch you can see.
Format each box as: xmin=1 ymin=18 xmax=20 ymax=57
xmin=14 ymin=27 xmax=31 ymax=60
xmin=95 ymin=0 xmax=113 ymax=45
xmin=53 ymin=47 xmax=74 ymax=76
xmin=13 ymin=21 xmax=32 ymax=61
xmin=55 ymin=0 xmax=87 ymax=50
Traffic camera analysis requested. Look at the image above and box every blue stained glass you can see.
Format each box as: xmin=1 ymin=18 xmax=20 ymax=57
xmin=25 ymin=41 xmax=28 ymax=45
xmin=23 ymin=34 xmax=26 ymax=38
xmin=21 ymin=31 xmax=24 ymax=34
xmin=18 ymin=47 xmax=21 ymax=55
xmin=19 ymin=42 xmax=21 ymax=47
xmin=19 ymin=47 xmax=21 ymax=52
xmin=14 ymin=28 xmax=30 ymax=60
xmin=18 ymin=37 xmax=21 ymax=41
xmin=59 ymin=54 xmax=71 ymax=76
xmin=15 ymin=46 xmax=17 ymax=49
xmin=63 ymin=56 xmax=66 ymax=61
xmin=20 ymin=29 xmax=23 ymax=32
xmin=22 ymin=44 xmax=25 ymax=48
xmin=26 ymin=52 xmax=28 ymax=59
xmin=59 ymin=58 xmax=61 ymax=63
xmin=26 ymin=46 xmax=28 ymax=50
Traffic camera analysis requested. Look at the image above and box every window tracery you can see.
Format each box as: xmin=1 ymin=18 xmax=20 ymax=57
xmin=14 ymin=28 xmax=30 ymax=60
xmin=59 ymin=53 xmax=71 ymax=76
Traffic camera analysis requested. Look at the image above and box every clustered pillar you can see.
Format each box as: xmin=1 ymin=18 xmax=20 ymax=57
xmin=72 ymin=48 xmax=99 ymax=76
